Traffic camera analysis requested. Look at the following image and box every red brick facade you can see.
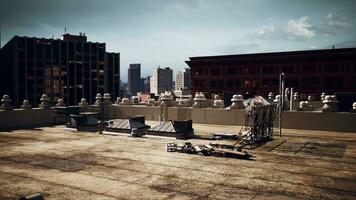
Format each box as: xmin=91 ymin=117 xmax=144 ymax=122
xmin=185 ymin=48 xmax=356 ymax=101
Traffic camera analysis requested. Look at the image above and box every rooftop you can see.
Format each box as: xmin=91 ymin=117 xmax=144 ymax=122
xmin=1 ymin=121 xmax=356 ymax=200
xmin=186 ymin=47 xmax=356 ymax=63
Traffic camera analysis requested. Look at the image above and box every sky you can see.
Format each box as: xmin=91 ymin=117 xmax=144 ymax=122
xmin=1 ymin=0 xmax=356 ymax=82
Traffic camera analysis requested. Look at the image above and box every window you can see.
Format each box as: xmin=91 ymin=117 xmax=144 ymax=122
xmin=262 ymin=67 xmax=273 ymax=74
xmin=303 ymin=65 xmax=316 ymax=73
xmin=244 ymin=80 xmax=251 ymax=88
xmin=262 ymin=79 xmax=270 ymax=87
xmin=210 ymin=80 xmax=223 ymax=88
xmin=227 ymin=80 xmax=233 ymax=88
xmin=302 ymin=77 xmax=320 ymax=87
xmin=227 ymin=67 xmax=237 ymax=75
xmin=324 ymin=64 xmax=339 ymax=74
xmin=211 ymin=68 xmax=220 ymax=76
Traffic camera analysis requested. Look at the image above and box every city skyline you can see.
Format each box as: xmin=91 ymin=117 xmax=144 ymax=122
xmin=1 ymin=0 xmax=356 ymax=82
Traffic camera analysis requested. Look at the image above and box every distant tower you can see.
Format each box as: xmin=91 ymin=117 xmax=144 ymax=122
xmin=150 ymin=67 xmax=173 ymax=95
xmin=175 ymin=71 xmax=183 ymax=90
xmin=128 ymin=64 xmax=141 ymax=96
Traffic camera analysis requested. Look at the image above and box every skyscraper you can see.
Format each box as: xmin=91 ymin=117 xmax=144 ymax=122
xmin=150 ymin=67 xmax=173 ymax=95
xmin=0 ymin=33 xmax=120 ymax=106
xmin=175 ymin=71 xmax=183 ymax=90
xmin=183 ymin=68 xmax=191 ymax=91
xmin=105 ymin=52 xmax=121 ymax=98
xmin=128 ymin=63 xmax=141 ymax=96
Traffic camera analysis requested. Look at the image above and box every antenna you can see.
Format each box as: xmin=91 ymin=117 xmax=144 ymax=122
xmin=64 ymin=26 xmax=67 ymax=33
xmin=0 ymin=25 xmax=2 ymax=49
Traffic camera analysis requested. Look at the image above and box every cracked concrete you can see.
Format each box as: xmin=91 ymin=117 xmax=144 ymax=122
xmin=0 ymin=123 xmax=356 ymax=200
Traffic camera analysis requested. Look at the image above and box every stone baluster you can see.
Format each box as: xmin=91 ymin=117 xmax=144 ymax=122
xmin=320 ymin=92 xmax=326 ymax=101
xmin=120 ymin=97 xmax=130 ymax=105
xmin=0 ymin=94 xmax=13 ymax=111
xmin=298 ymin=96 xmax=313 ymax=111
xmin=230 ymin=94 xmax=245 ymax=109
xmin=160 ymin=92 xmax=173 ymax=107
xmin=55 ymin=98 xmax=66 ymax=107
xmin=183 ymin=95 xmax=193 ymax=107
xmin=322 ymin=95 xmax=339 ymax=112
xmin=213 ymin=95 xmax=224 ymax=108
xmin=352 ymin=102 xmax=356 ymax=112
xmin=192 ymin=92 xmax=207 ymax=108
xmin=114 ymin=97 xmax=121 ymax=105
xmin=293 ymin=92 xmax=300 ymax=101
xmin=177 ymin=98 xmax=185 ymax=107
xmin=79 ymin=98 xmax=88 ymax=107
xmin=307 ymin=96 xmax=314 ymax=111
xmin=103 ymin=93 xmax=112 ymax=105
xmin=291 ymin=92 xmax=300 ymax=110
xmin=273 ymin=95 xmax=280 ymax=104
xmin=131 ymin=96 xmax=139 ymax=104
xmin=95 ymin=93 xmax=103 ymax=105
xmin=298 ymin=101 xmax=312 ymax=111
xmin=39 ymin=94 xmax=51 ymax=109
xmin=146 ymin=98 xmax=156 ymax=106
xmin=268 ymin=92 xmax=274 ymax=102
xmin=20 ymin=99 xmax=32 ymax=110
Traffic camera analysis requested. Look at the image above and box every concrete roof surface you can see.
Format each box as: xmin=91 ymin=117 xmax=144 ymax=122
xmin=0 ymin=122 xmax=356 ymax=200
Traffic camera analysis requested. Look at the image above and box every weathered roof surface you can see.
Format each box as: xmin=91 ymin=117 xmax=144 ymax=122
xmin=1 ymin=123 xmax=356 ymax=199
xmin=107 ymin=119 xmax=150 ymax=130
xmin=149 ymin=121 xmax=177 ymax=133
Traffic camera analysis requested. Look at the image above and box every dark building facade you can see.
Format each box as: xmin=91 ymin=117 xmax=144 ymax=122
xmin=186 ymin=48 xmax=356 ymax=101
xmin=0 ymin=34 xmax=120 ymax=106
xmin=141 ymin=76 xmax=151 ymax=93
xmin=128 ymin=63 xmax=141 ymax=96
xmin=183 ymin=68 xmax=191 ymax=92
xmin=105 ymin=52 xmax=121 ymax=99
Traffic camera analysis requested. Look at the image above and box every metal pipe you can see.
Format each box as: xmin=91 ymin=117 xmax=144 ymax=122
xmin=290 ymin=87 xmax=293 ymax=111
xmin=0 ymin=25 xmax=2 ymax=49
xmin=279 ymin=72 xmax=285 ymax=137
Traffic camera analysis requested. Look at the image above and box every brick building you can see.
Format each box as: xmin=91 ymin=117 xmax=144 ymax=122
xmin=185 ymin=48 xmax=356 ymax=101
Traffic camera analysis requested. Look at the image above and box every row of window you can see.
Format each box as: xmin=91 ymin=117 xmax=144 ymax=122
xmin=193 ymin=78 xmax=347 ymax=89
xmin=193 ymin=64 xmax=356 ymax=76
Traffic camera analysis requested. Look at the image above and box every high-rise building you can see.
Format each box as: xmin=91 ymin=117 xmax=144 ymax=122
xmin=128 ymin=63 xmax=141 ymax=96
xmin=175 ymin=71 xmax=183 ymax=90
xmin=0 ymin=33 xmax=120 ymax=106
xmin=150 ymin=67 xmax=173 ymax=95
xmin=140 ymin=76 xmax=151 ymax=93
xmin=185 ymin=48 xmax=356 ymax=101
xmin=183 ymin=68 xmax=191 ymax=91
xmin=105 ymin=52 xmax=121 ymax=98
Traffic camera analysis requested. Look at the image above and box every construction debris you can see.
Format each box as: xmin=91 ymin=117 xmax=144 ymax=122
xmin=166 ymin=142 xmax=252 ymax=159
xmin=19 ymin=193 xmax=44 ymax=200
xmin=212 ymin=133 xmax=238 ymax=140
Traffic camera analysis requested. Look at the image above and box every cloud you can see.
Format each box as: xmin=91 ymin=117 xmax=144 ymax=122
xmin=219 ymin=43 xmax=260 ymax=54
xmin=257 ymin=16 xmax=315 ymax=41
xmin=313 ymin=13 xmax=353 ymax=37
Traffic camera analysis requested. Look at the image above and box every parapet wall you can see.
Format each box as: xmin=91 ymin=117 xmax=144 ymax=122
xmin=110 ymin=105 xmax=356 ymax=133
xmin=0 ymin=108 xmax=54 ymax=129
xmin=109 ymin=105 xmax=246 ymax=126
xmin=281 ymin=111 xmax=356 ymax=132
xmin=0 ymin=104 xmax=355 ymax=133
